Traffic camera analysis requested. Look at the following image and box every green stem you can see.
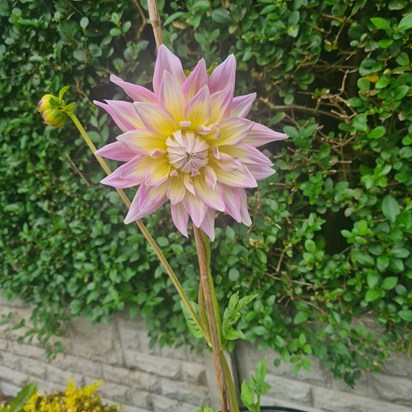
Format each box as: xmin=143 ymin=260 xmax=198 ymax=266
xmin=222 ymin=354 xmax=240 ymax=412
xmin=201 ymin=231 xmax=224 ymax=349
xmin=194 ymin=227 xmax=228 ymax=412
xmin=68 ymin=113 xmax=210 ymax=345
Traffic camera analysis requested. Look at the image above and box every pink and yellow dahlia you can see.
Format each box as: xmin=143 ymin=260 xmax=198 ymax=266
xmin=95 ymin=45 xmax=286 ymax=240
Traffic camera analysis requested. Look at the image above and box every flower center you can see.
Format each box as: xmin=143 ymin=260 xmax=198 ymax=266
xmin=166 ymin=130 xmax=209 ymax=175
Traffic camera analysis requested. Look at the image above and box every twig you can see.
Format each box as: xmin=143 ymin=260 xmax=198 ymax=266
xmin=259 ymin=97 xmax=343 ymax=121
xmin=131 ymin=0 xmax=147 ymax=40
xmin=147 ymin=0 xmax=163 ymax=48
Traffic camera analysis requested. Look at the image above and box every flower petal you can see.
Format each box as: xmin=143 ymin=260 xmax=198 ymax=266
xmin=222 ymin=187 xmax=242 ymax=222
xmin=222 ymin=188 xmax=251 ymax=226
xmin=185 ymin=86 xmax=211 ymax=128
xmin=184 ymin=193 xmax=208 ymax=227
xmin=210 ymin=153 xmax=242 ymax=172
xmin=153 ymin=45 xmax=186 ymax=95
xmin=238 ymin=188 xmax=252 ymax=226
xmin=117 ymin=129 xmax=166 ymax=155
xmin=125 ymin=183 xmax=167 ymax=223
xmin=194 ymin=177 xmax=225 ymax=211
xmin=160 ymin=70 xmax=185 ymax=122
xmin=118 ymin=156 xmax=152 ymax=181
xmin=134 ymin=102 xmax=177 ymax=135
xmin=213 ymin=117 xmax=254 ymax=146
xmin=110 ymin=74 xmax=157 ymax=103
xmin=101 ymin=165 xmax=139 ymax=188
xmin=171 ymin=202 xmax=189 ymax=237
xmin=182 ymin=58 xmax=208 ymax=100
xmin=200 ymin=208 xmax=216 ymax=241
xmin=219 ymin=143 xmax=272 ymax=165
xmin=229 ymin=93 xmax=256 ymax=117
xmin=94 ymin=100 xmax=129 ymax=132
xmin=204 ymin=165 xmax=217 ymax=189
xmin=208 ymin=83 xmax=234 ymax=124
xmin=167 ymin=176 xmax=186 ymax=205
xmin=214 ymin=164 xmax=257 ymax=188
xmin=105 ymin=100 xmax=145 ymax=130
xmin=209 ymin=54 xmax=236 ymax=94
xmin=96 ymin=141 xmax=135 ymax=162
xmin=247 ymin=164 xmax=276 ymax=180
xmin=145 ymin=156 xmax=171 ymax=187
xmin=243 ymin=122 xmax=288 ymax=147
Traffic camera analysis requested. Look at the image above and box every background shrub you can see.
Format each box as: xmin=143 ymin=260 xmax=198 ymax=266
xmin=1 ymin=0 xmax=411 ymax=386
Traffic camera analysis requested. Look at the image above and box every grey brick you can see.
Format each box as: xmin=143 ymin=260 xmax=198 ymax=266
xmin=371 ymin=373 xmax=412 ymax=405
xmin=0 ymin=338 xmax=8 ymax=350
xmin=161 ymin=378 xmax=209 ymax=406
xmin=1 ymin=382 xmax=21 ymax=397
xmin=122 ymin=404 xmax=152 ymax=412
xmin=7 ymin=342 xmax=44 ymax=359
xmin=20 ymin=357 xmax=47 ymax=379
xmin=380 ymin=354 xmax=412 ymax=378
xmin=103 ymin=364 xmax=130 ymax=383
xmin=129 ymin=369 xmax=161 ymax=392
xmin=47 ymin=364 xmax=83 ymax=386
xmin=265 ymin=374 xmax=312 ymax=404
xmin=125 ymin=351 xmax=182 ymax=379
xmin=98 ymin=382 xmax=130 ymax=403
xmin=0 ymin=365 xmax=28 ymax=386
xmin=68 ymin=318 xmax=123 ymax=365
xmin=152 ymin=394 xmax=197 ymax=412
xmin=2 ymin=352 xmax=20 ymax=369
xmin=130 ymin=389 xmax=153 ymax=409
xmin=35 ymin=378 xmax=66 ymax=394
xmin=182 ymin=361 xmax=207 ymax=386
xmin=312 ymin=386 xmax=412 ymax=412
xmin=52 ymin=354 xmax=102 ymax=378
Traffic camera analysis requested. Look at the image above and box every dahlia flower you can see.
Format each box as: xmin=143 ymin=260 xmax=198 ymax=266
xmin=95 ymin=45 xmax=286 ymax=240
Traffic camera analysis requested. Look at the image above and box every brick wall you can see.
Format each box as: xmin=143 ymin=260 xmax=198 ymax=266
xmin=1 ymin=298 xmax=411 ymax=412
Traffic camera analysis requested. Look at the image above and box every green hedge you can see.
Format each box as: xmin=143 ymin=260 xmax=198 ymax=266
xmin=1 ymin=0 xmax=411 ymax=386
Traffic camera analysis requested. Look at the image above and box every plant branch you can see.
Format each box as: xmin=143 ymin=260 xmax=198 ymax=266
xmin=68 ymin=113 xmax=209 ymax=344
xmin=194 ymin=226 xmax=228 ymax=412
xmin=147 ymin=0 xmax=163 ymax=48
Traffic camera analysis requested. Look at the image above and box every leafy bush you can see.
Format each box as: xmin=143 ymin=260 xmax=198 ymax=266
xmin=21 ymin=380 xmax=119 ymax=412
xmin=1 ymin=0 xmax=411 ymax=386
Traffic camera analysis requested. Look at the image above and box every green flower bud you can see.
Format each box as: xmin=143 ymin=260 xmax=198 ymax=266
xmin=37 ymin=86 xmax=76 ymax=128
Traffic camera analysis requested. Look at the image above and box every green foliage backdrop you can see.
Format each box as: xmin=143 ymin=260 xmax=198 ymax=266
xmin=1 ymin=0 xmax=411 ymax=385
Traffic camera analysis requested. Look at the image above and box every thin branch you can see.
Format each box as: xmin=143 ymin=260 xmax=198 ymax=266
xmin=147 ymin=0 xmax=163 ymax=48
xmin=259 ymin=97 xmax=343 ymax=121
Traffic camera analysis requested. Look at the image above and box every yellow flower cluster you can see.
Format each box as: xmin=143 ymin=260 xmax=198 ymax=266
xmin=21 ymin=380 xmax=120 ymax=412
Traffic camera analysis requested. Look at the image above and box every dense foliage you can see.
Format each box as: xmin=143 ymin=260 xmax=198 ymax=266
xmin=1 ymin=0 xmax=411 ymax=386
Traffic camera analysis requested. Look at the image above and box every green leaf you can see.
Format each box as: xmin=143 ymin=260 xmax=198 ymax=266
xmin=381 ymin=277 xmax=398 ymax=290
xmin=367 ymin=126 xmax=386 ymax=139
xmin=365 ymin=289 xmax=382 ymax=302
xmin=367 ymin=272 xmax=380 ymax=289
xmin=180 ymin=301 xmax=203 ymax=339
xmin=398 ymin=310 xmax=412 ymax=321
xmin=211 ymin=8 xmax=231 ymax=23
xmin=293 ymin=311 xmax=308 ymax=325
xmin=382 ymin=195 xmax=400 ymax=222
xmin=397 ymin=12 xmax=412 ymax=30
xmin=80 ymin=17 xmax=89 ymax=29
xmin=370 ymin=17 xmax=391 ymax=31
xmin=9 ymin=382 xmax=37 ymax=412
xmin=241 ymin=380 xmax=255 ymax=407
xmin=228 ymin=268 xmax=240 ymax=282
